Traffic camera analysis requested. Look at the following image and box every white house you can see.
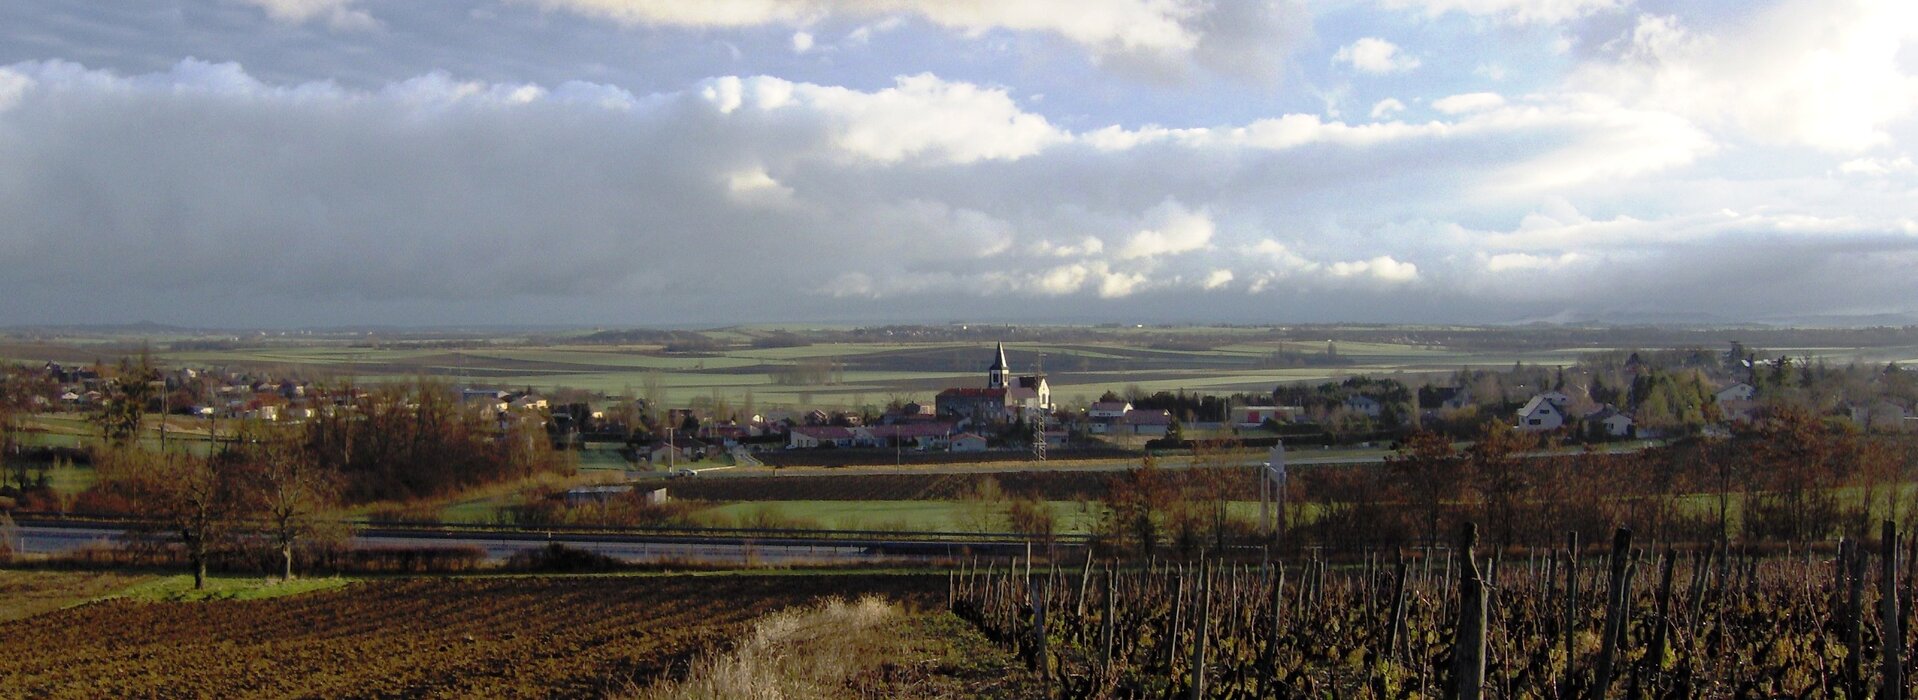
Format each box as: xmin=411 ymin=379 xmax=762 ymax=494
xmin=1715 ymin=383 xmax=1756 ymax=403
xmin=1584 ymin=406 xmax=1634 ymax=438
xmin=951 ymin=433 xmax=989 ymax=452
xmin=1343 ymin=395 xmax=1382 ymax=418
xmin=1088 ymin=401 xmax=1132 ymax=419
xmin=1517 ymin=395 xmax=1568 ymax=431
xmin=788 ymin=426 xmax=856 ymax=449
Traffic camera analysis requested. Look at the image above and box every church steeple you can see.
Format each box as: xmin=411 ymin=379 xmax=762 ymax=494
xmin=988 ymin=342 xmax=1009 ymax=389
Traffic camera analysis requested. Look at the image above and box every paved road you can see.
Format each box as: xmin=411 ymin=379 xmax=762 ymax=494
xmin=14 ymin=522 xmax=1038 ymax=565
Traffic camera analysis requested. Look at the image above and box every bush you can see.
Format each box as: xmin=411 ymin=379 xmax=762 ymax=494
xmin=506 ymin=542 xmax=623 ymax=572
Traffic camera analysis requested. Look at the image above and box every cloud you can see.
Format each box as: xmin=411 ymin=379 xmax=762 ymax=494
xmin=1432 ymin=92 xmax=1504 ymax=114
xmin=0 ymin=58 xmax=1909 ymax=326
xmin=1838 ymin=156 xmax=1915 ymax=176
xmin=1573 ymin=2 xmax=1918 ymax=153
xmin=1381 ymin=0 xmax=1625 ymax=25
xmin=235 ymin=0 xmax=378 ymax=30
xmin=513 ymin=0 xmax=1305 ymax=77
xmin=700 ymin=73 xmax=1067 ymax=164
xmin=790 ymin=31 xmax=815 ymax=53
xmin=1369 ymin=98 xmax=1405 ymax=120
xmin=1116 ymin=199 xmax=1214 ymax=259
xmin=1328 ymin=256 xmax=1420 ymax=282
xmin=1334 ymin=38 xmax=1420 ymax=74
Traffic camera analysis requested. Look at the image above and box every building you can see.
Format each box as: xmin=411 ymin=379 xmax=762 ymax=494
xmin=951 ymin=433 xmax=989 ymax=452
xmin=1516 ymin=395 xmax=1568 ymax=431
xmin=1343 ymin=395 xmax=1382 ymax=418
xmin=1715 ymin=382 xmax=1756 ymax=403
xmin=1231 ymin=405 xmax=1285 ymax=427
xmin=1123 ymin=409 xmax=1173 ymax=437
xmin=1584 ymin=405 xmax=1635 ymax=438
xmin=935 ymin=343 xmax=1050 ymax=425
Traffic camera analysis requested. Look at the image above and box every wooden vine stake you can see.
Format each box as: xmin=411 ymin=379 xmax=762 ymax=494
xmin=1885 ymin=520 xmax=1905 ymax=700
xmin=1590 ymin=527 xmax=1633 ymax=700
xmin=1452 ymin=522 xmax=1487 ymax=700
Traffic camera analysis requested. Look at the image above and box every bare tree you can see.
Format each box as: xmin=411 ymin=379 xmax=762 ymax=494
xmin=236 ymin=422 xmax=342 ymax=581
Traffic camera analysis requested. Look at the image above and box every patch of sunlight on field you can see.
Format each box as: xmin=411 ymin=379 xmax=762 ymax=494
xmin=468 ymin=349 xmax=760 ymax=370
xmin=112 ymin=575 xmax=353 ymax=603
xmin=696 ymin=500 xmax=1103 ymax=533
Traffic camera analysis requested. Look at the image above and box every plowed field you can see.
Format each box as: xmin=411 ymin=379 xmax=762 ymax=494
xmin=0 ymin=573 xmax=941 ymax=698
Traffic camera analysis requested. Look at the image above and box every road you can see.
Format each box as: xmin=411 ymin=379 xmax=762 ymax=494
xmin=12 ymin=522 xmax=1046 ymax=565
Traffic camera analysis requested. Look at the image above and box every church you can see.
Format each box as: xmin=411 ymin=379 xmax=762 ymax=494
xmin=934 ymin=343 xmax=1051 ymax=426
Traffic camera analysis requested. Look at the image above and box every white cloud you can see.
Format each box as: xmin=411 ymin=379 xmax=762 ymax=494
xmin=1116 ymin=199 xmax=1214 ymax=259
xmin=1432 ymin=92 xmax=1504 ymax=114
xmin=1369 ymin=98 xmax=1406 ymax=120
xmin=1334 ymin=38 xmax=1420 ymax=74
xmin=0 ymin=68 xmax=31 ymax=112
xmin=1328 ymin=256 xmax=1420 ymax=282
xmin=1381 ymin=0 xmax=1624 ymax=25
xmin=701 ymin=73 xmax=1066 ymax=164
xmin=726 ymin=167 xmax=796 ymax=207
xmin=236 ymin=0 xmax=378 ymax=30
xmin=1574 ymin=2 xmax=1918 ymax=153
xmin=1202 ymin=269 xmax=1235 ymax=289
xmin=790 ymin=31 xmax=815 ymax=53
xmin=522 ymin=0 xmax=1211 ymax=63
xmin=1485 ymin=251 xmax=1582 ymax=271
xmin=1838 ymin=156 xmax=1915 ymax=176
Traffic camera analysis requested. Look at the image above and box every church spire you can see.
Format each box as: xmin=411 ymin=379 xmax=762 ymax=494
xmin=988 ymin=342 xmax=1009 ymax=389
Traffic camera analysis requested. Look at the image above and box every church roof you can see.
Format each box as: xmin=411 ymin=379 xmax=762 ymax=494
xmin=989 ymin=342 xmax=1009 ymax=371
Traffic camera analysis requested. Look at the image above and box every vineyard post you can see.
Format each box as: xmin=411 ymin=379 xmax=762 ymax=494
xmin=1388 ymin=547 xmax=1408 ymax=662
xmin=1100 ymin=565 xmax=1116 ymax=673
xmin=1646 ymin=549 xmax=1675 ymax=683
xmin=1451 ymin=522 xmax=1487 ymax=700
xmin=1168 ymin=564 xmax=1186 ymax=671
xmin=1846 ymin=537 xmax=1865 ymax=699
xmin=1261 ymin=561 xmax=1285 ymax=695
xmin=1078 ymin=550 xmax=1094 ymax=621
xmin=1031 ymin=575 xmax=1049 ymax=692
xmin=1884 ymin=520 xmax=1904 ymax=700
xmin=1188 ymin=559 xmax=1211 ymax=700
xmin=1564 ymin=532 xmax=1580 ymax=677
xmin=1591 ymin=527 xmax=1634 ymax=700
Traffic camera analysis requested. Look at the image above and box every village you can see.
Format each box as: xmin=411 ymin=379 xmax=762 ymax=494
xmin=21 ymin=340 xmax=1917 ymax=478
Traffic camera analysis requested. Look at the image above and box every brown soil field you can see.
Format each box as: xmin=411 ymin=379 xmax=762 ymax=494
xmin=0 ymin=572 xmax=942 ymax=699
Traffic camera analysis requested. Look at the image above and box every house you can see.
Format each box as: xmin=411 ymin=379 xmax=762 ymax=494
xmin=951 ymin=433 xmax=989 ymax=452
xmin=1343 ymin=395 xmax=1382 ymax=418
xmin=1714 ymin=383 xmax=1755 ymax=403
xmin=1088 ymin=401 xmax=1132 ymax=420
xmin=859 ymin=422 xmax=955 ymax=450
xmin=1849 ymin=401 xmax=1910 ymax=432
xmin=1231 ymin=405 xmax=1285 ymax=427
xmin=1123 ymin=409 xmax=1173 ymax=437
xmin=1585 ymin=406 xmax=1634 ymax=438
xmin=1516 ymin=395 xmax=1568 ymax=432
xmin=1537 ymin=391 xmax=1572 ymax=408
xmin=787 ymin=425 xmax=857 ymax=449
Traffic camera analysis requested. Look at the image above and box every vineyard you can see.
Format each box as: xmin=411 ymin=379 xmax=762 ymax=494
xmin=953 ymin=522 xmax=1915 ymax=698
xmin=0 ymin=572 xmax=941 ymax=698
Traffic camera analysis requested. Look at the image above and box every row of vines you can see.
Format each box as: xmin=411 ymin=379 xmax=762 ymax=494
xmin=952 ymin=522 xmax=1914 ymax=698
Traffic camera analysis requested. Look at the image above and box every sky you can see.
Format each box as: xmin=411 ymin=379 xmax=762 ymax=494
xmin=0 ymin=0 xmax=1914 ymax=328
